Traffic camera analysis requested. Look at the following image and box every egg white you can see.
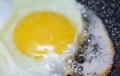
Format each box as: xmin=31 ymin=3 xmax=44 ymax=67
xmin=0 ymin=0 xmax=14 ymax=36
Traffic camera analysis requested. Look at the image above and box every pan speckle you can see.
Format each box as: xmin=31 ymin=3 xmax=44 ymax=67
xmin=77 ymin=0 xmax=120 ymax=76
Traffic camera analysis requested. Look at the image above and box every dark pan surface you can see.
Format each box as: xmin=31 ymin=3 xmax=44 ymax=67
xmin=76 ymin=0 xmax=120 ymax=76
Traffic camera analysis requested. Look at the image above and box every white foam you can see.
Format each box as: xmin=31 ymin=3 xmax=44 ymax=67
xmin=76 ymin=4 xmax=114 ymax=76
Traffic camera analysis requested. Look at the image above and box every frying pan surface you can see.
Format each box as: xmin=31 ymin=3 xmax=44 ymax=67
xmin=76 ymin=0 xmax=120 ymax=76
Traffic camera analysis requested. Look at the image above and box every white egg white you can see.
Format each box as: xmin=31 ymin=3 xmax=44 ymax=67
xmin=0 ymin=0 xmax=14 ymax=36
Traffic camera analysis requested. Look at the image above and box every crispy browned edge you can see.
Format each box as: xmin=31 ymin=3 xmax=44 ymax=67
xmin=98 ymin=26 xmax=115 ymax=76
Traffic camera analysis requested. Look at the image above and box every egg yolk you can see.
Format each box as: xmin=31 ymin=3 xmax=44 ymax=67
xmin=14 ymin=12 xmax=76 ymax=59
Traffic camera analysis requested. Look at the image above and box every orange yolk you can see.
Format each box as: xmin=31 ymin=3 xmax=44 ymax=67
xmin=14 ymin=12 xmax=76 ymax=59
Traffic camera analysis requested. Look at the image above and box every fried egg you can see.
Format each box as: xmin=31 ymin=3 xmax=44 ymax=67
xmin=0 ymin=0 xmax=114 ymax=76
xmin=0 ymin=0 xmax=84 ymax=76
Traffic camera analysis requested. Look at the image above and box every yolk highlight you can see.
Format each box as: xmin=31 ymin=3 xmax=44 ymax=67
xmin=14 ymin=12 xmax=76 ymax=59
